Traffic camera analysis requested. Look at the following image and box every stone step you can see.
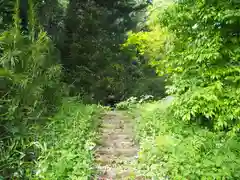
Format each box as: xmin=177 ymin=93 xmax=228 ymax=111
xmin=96 ymin=147 xmax=138 ymax=157
xmin=96 ymin=165 xmax=136 ymax=179
xmin=102 ymin=122 xmax=125 ymax=127
xmin=101 ymin=130 xmax=134 ymax=137
xmin=101 ymin=121 xmax=133 ymax=127
xmin=95 ymin=154 xmax=137 ymax=166
xmin=101 ymin=140 xmax=136 ymax=148
xmin=101 ymin=133 xmax=133 ymax=141
xmin=101 ymin=128 xmax=125 ymax=134
xmin=95 ymin=111 xmax=142 ymax=180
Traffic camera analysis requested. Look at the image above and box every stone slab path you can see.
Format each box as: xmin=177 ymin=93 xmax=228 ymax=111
xmin=94 ymin=111 xmax=145 ymax=180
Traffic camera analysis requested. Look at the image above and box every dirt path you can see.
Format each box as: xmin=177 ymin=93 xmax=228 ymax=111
xmin=94 ymin=111 xmax=143 ymax=179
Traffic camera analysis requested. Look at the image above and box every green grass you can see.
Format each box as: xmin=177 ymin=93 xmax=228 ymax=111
xmin=131 ymin=101 xmax=240 ymax=179
xmin=28 ymin=98 xmax=102 ymax=180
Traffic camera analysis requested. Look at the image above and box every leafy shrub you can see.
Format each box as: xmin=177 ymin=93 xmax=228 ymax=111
xmin=31 ymin=98 xmax=102 ymax=180
xmin=157 ymin=0 xmax=240 ymax=132
xmin=0 ymin=0 xmax=14 ymax=30
xmin=128 ymin=77 xmax=166 ymax=99
xmin=121 ymin=24 xmax=170 ymax=100
xmin=0 ymin=1 xmax=64 ymax=178
xmin=116 ymin=95 xmax=154 ymax=110
xmin=125 ymin=0 xmax=240 ymax=132
xmin=116 ymin=97 xmax=138 ymax=110
xmin=133 ymin=101 xmax=240 ymax=179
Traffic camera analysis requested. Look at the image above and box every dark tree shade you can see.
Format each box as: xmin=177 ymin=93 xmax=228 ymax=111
xmin=19 ymin=0 xmax=28 ymax=32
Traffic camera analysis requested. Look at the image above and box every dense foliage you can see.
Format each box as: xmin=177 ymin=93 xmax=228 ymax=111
xmin=121 ymin=0 xmax=240 ymax=179
xmin=125 ymin=0 xmax=240 ymax=132
xmin=0 ymin=0 xmax=159 ymax=178
xmin=1 ymin=0 xmax=239 ymax=179
xmin=0 ymin=0 xmax=64 ymax=178
xmin=131 ymin=101 xmax=240 ymax=179
xmin=33 ymin=99 xmax=102 ymax=179
xmin=60 ymin=0 xmax=160 ymax=102
xmin=160 ymin=0 xmax=240 ymax=132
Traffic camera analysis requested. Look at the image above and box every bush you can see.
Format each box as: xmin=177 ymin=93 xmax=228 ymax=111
xmin=158 ymin=0 xmax=240 ymax=132
xmin=133 ymin=101 xmax=240 ymax=179
xmin=128 ymin=77 xmax=166 ymax=99
xmin=0 ymin=1 xmax=64 ymax=178
xmin=31 ymin=98 xmax=102 ymax=180
xmin=116 ymin=95 xmax=154 ymax=110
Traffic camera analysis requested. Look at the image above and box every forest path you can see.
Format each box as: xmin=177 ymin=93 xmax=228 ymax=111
xmin=94 ymin=110 xmax=144 ymax=180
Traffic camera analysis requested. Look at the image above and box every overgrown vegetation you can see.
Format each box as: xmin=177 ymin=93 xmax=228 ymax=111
xmin=161 ymin=0 xmax=240 ymax=133
xmin=0 ymin=0 xmax=157 ymax=178
xmin=33 ymin=99 xmax=102 ymax=179
xmin=122 ymin=0 xmax=240 ymax=179
xmin=126 ymin=0 xmax=240 ymax=132
xmin=0 ymin=1 xmax=64 ymax=178
xmin=61 ymin=0 xmax=159 ymax=102
xmin=0 ymin=0 xmax=102 ymax=178
xmin=1 ymin=0 xmax=240 ymax=179
xmin=132 ymin=101 xmax=240 ymax=179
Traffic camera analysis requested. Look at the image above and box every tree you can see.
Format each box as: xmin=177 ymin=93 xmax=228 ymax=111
xmin=0 ymin=0 xmax=15 ymax=30
xmin=159 ymin=0 xmax=240 ymax=132
xmin=61 ymin=0 xmax=152 ymax=103
xmin=19 ymin=0 xmax=28 ymax=32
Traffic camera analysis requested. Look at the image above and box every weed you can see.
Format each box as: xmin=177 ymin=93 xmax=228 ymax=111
xmin=132 ymin=100 xmax=240 ymax=179
xmin=32 ymin=98 xmax=103 ymax=179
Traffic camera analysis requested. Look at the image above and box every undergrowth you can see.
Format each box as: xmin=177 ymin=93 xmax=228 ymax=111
xmin=116 ymin=95 xmax=154 ymax=110
xmin=0 ymin=1 xmax=64 ymax=178
xmin=130 ymin=100 xmax=240 ymax=179
xmin=0 ymin=98 xmax=102 ymax=179
xmin=1 ymin=1 xmax=104 ymax=179
xmin=31 ymin=98 xmax=102 ymax=180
